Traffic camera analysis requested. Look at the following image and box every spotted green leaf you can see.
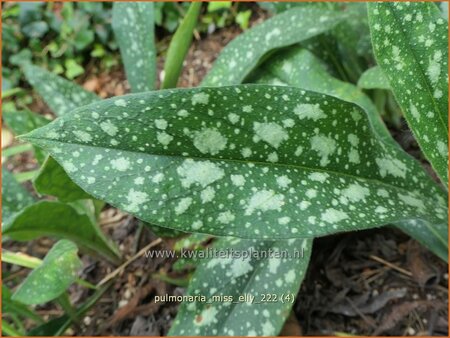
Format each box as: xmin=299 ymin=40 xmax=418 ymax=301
xmin=2 ymin=167 xmax=35 ymax=225
xmin=3 ymin=110 xmax=50 ymax=163
xmin=3 ymin=110 xmax=50 ymax=136
xmin=33 ymin=156 xmax=91 ymax=202
xmin=22 ymin=85 xmax=447 ymax=240
xmin=357 ymin=66 xmax=390 ymax=90
xmin=112 ymin=2 xmax=156 ymax=92
xmin=169 ymin=238 xmax=312 ymax=336
xmin=23 ymin=64 xmax=99 ymax=116
xmin=23 ymin=64 xmax=101 ymax=200
xmin=249 ymin=48 xmax=447 ymax=260
xmin=12 ymin=240 xmax=82 ymax=305
xmin=2 ymin=201 xmax=120 ymax=264
xmin=202 ymin=7 xmax=346 ymax=86
xmin=368 ymin=2 xmax=448 ymax=184
xmin=248 ymin=47 xmax=395 ymax=147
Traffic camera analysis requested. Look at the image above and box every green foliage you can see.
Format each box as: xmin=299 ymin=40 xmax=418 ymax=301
xmin=33 ymin=156 xmax=91 ymax=202
xmin=23 ymin=86 xmax=447 ymax=240
xmin=249 ymin=46 xmax=446 ymax=261
xmin=23 ymin=64 xmax=99 ymax=116
xmin=358 ymin=66 xmax=390 ymax=90
xmin=112 ymin=2 xmax=156 ymax=92
xmin=12 ymin=240 xmax=82 ymax=305
xmin=2 ymin=2 xmax=117 ymax=89
xmin=202 ymin=7 xmax=346 ymax=86
xmin=162 ymin=2 xmax=202 ymax=89
xmin=3 ymin=2 xmax=448 ymax=335
xmin=3 ymin=201 xmax=120 ymax=264
xmin=2 ymin=168 xmax=35 ymax=225
xmin=26 ymin=282 xmax=112 ymax=336
xmin=249 ymin=47 xmax=394 ymax=147
xmin=169 ymin=238 xmax=312 ymax=335
xmin=2 ymin=286 xmax=43 ymax=328
xmin=3 ymin=110 xmax=50 ymax=163
xmin=368 ymin=2 xmax=448 ymax=185
xmin=2 ymin=110 xmax=50 ymax=136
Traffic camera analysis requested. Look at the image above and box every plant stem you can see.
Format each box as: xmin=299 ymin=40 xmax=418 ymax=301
xmin=57 ymin=293 xmax=79 ymax=325
xmin=161 ymin=2 xmax=202 ymax=89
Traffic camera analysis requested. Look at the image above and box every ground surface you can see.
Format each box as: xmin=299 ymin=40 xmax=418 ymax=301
xmin=3 ymin=10 xmax=448 ymax=336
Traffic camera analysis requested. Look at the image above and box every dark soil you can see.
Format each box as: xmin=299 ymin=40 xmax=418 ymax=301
xmin=3 ymin=9 xmax=448 ymax=336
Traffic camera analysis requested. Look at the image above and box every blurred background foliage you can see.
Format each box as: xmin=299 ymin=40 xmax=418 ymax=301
xmin=2 ymin=1 xmax=252 ymax=96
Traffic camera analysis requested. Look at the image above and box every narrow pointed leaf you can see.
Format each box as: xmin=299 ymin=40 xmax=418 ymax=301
xmin=169 ymin=238 xmax=312 ymax=336
xmin=368 ymin=2 xmax=448 ymax=184
xmin=161 ymin=2 xmax=202 ymax=89
xmin=357 ymin=66 xmax=390 ymax=90
xmin=22 ymin=86 xmax=447 ymax=240
xmin=23 ymin=64 xmax=99 ymax=116
xmin=2 ymin=167 xmax=35 ymax=225
xmin=12 ymin=240 xmax=82 ymax=305
xmin=23 ymin=64 xmax=100 ymax=199
xmin=201 ymin=7 xmax=346 ymax=86
xmin=3 ymin=110 xmax=50 ymax=136
xmin=112 ymin=2 xmax=156 ymax=92
xmin=393 ymin=220 xmax=447 ymax=262
xmin=2 ymin=201 xmax=120 ymax=264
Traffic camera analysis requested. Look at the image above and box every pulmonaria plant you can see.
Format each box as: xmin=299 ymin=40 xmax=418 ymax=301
xmin=4 ymin=1 xmax=447 ymax=336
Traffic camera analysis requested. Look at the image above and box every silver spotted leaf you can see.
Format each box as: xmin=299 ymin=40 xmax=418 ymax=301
xmin=23 ymin=64 xmax=100 ymax=201
xmin=23 ymin=64 xmax=99 ymax=117
xmin=12 ymin=240 xmax=82 ymax=305
xmin=2 ymin=167 xmax=35 ymax=225
xmin=23 ymin=85 xmax=447 ymax=239
xmin=249 ymin=48 xmax=447 ymax=260
xmin=248 ymin=47 xmax=396 ymax=148
xmin=368 ymin=2 xmax=448 ymax=184
xmin=112 ymin=2 xmax=156 ymax=92
xmin=201 ymin=7 xmax=346 ymax=86
xmin=357 ymin=66 xmax=390 ymax=90
xmin=169 ymin=238 xmax=312 ymax=336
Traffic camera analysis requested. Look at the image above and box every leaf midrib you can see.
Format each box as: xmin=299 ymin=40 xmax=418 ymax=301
xmin=24 ymin=135 xmax=447 ymax=206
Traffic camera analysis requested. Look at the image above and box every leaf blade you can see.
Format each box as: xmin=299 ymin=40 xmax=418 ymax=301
xmin=33 ymin=156 xmax=91 ymax=202
xmin=202 ymin=7 xmax=346 ymax=86
xmin=357 ymin=66 xmax=390 ymax=90
xmin=22 ymin=85 xmax=447 ymax=240
xmin=12 ymin=240 xmax=82 ymax=305
xmin=368 ymin=2 xmax=448 ymax=184
xmin=112 ymin=2 xmax=156 ymax=92
xmin=169 ymin=238 xmax=312 ymax=336
xmin=2 ymin=167 xmax=35 ymax=225
xmin=249 ymin=48 xmax=447 ymax=260
xmin=3 ymin=201 xmax=120 ymax=264
xmin=23 ymin=64 xmax=99 ymax=117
